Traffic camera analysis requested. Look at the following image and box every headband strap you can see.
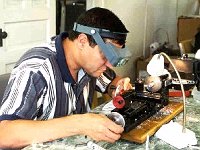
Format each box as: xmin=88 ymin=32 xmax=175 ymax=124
xmin=73 ymin=23 xmax=127 ymax=41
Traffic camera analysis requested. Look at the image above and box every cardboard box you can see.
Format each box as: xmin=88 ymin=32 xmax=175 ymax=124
xmin=177 ymin=16 xmax=200 ymax=42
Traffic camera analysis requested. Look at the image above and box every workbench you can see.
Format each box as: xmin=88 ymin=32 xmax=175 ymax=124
xmin=23 ymin=95 xmax=200 ymax=150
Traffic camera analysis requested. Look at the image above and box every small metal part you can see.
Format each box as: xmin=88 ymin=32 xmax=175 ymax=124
xmin=91 ymin=29 xmax=95 ymax=34
xmin=107 ymin=112 xmax=125 ymax=127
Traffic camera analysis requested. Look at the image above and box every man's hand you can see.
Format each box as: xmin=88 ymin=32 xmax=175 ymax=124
xmin=79 ymin=113 xmax=124 ymax=143
xmin=115 ymin=77 xmax=132 ymax=91
xmin=109 ymin=77 xmax=132 ymax=98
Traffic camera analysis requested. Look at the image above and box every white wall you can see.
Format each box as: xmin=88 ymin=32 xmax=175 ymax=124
xmin=86 ymin=0 xmax=199 ymax=81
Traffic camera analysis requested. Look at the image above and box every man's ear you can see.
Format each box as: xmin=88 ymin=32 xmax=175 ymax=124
xmin=77 ymin=33 xmax=88 ymax=49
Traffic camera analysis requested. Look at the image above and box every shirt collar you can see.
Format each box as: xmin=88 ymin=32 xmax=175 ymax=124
xmin=55 ymin=32 xmax=75 ymax=83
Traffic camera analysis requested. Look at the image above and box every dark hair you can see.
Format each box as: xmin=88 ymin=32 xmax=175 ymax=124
xmin=68 ymin=7 xmax=128 ymax=46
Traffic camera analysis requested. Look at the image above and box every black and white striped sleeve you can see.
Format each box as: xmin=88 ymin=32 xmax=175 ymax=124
xmin=0 ymin=68 xmax=47 ymax=120
xmin=96 ymin=67 xmax=116 ymax=93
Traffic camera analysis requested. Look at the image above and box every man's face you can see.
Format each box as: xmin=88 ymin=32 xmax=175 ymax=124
xmin=80 ymin=37 xmax=123 ymax=77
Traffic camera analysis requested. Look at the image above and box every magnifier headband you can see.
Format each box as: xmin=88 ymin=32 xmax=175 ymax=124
xmin=73 ymin=23 xmax=132 ymax=67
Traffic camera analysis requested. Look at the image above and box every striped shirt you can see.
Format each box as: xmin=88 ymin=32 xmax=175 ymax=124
xmin=0 ymin=32 xmax=116 ymax=121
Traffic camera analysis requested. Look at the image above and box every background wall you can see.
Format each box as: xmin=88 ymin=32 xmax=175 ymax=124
xmin=86 ymin=0 xmax=199 ymax=82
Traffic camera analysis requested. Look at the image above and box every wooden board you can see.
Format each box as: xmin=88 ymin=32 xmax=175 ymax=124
xmin=121 ymin=101 xmax=183 ymax=143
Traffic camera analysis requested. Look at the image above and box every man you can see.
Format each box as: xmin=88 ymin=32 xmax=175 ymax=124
xmin=0 ymin=7 xmax=132 ymax=149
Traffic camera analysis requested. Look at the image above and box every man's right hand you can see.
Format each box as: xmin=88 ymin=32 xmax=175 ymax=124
xmin=78 ymin=113 xmax=124 ymax=143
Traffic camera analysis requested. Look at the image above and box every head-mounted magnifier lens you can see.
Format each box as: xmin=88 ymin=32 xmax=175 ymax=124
xmin=73 ymin=23 xmax=132 ymax=67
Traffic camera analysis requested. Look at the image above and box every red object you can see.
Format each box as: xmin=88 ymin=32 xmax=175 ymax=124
xmin=113 ymin=95 xmax=125 ymax=109
xmin=168 ymin=89 xmax=191 ymax=97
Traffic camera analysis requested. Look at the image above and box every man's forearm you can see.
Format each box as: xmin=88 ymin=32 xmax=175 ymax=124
xmin=0 ymin=115 xmax=83 ymax=149
xmin=0 ymin=113 xmax=123 ymax=149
